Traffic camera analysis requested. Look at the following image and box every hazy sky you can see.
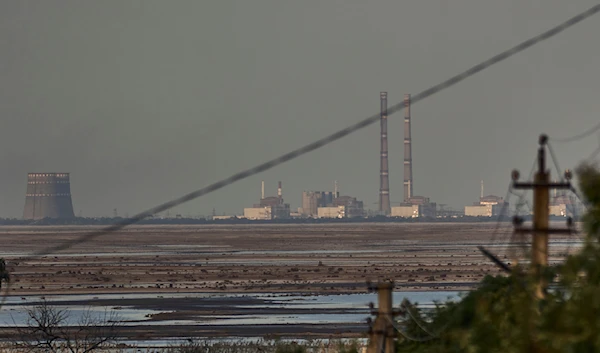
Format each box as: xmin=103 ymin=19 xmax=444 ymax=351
xmin=1 ymin=1 xmax=599 ymax=218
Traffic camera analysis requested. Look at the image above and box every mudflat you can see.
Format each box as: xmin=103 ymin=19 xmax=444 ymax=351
xmin=0 ymin=222 xmax=577 ymax=341
xmin=0 ymin=222 xmax=576 ymax=295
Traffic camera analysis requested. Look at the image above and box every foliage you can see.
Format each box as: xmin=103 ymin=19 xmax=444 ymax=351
xmin=397 ymin=162 xmax=600 ymax=353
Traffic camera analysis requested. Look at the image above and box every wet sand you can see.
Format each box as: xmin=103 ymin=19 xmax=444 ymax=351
xmin=0 ymin=223 xmax=523 ymax=295
xmin=0 ymin=222 xmax=579 ymax=340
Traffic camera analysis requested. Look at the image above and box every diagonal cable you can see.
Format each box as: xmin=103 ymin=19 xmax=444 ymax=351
xmin=547 ymin=143 xmax=565 ymax=181
xmin=550 ymin=121 xmax=600 ymax=143
xmin=18 ymin=3 xmax=600 ymax=261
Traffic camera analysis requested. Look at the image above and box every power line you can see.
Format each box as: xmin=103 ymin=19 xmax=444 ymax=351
xmin=18 ymin=3 xmax=600 ymax=262
xmin=547 ymin=142 xmax=566 ymax=181
xmin=586 ymin=143 xmax=600 ymax=161
xmin=550 ymin=121 xmax=600 ymax=143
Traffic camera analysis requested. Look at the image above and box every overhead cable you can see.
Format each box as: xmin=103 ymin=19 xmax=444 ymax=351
xmin=551 ymin=121 xmax=600 ymax=143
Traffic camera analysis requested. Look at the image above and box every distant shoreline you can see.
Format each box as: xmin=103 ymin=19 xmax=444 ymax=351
xmin=0 ymin=214 xmax=562 ymax=226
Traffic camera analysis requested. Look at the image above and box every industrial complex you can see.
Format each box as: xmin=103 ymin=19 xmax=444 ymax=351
xmin=243 ymin=181 xmax=291 ymax=220
xmin=17 ymin=93 xmax=582 ymax=221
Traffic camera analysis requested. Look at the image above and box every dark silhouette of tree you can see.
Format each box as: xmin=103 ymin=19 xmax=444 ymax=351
xmin=14 ymin=299 xmax=120 ymax=353
xmin=0 ymin=258 xmax=9 ymax=290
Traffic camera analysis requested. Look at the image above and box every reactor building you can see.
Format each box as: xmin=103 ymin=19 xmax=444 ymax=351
xmin=23 ymin=173 xmax=75 ymax=220
xmin=464 ymin=181 xmax=508 ymax=217
xmin=300 ymin=181 xmax=340 ymax=217
xmin=243 ymin=181 xmax=291 ymax=220
xmin=549 ymin=186 xmax=583 ymax=218
xmin=301 ymin=191 xmax=337 ymax=217
xmin=316 ymin=195 xmax=365 ymax=219
xmin=301 ymin=181 xmax=364 ymax=219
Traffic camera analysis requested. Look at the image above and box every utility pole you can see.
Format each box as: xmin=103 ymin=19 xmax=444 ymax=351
xmin=366 ymin=281 xmax=400 ymax=353
xmin=512 ymin=134 xmax=573 ymax=299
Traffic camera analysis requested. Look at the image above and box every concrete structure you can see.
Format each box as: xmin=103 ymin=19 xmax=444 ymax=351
xmin=318 ymin=206 xmax=344 ymax=219
xmin=392 ymin=196 xmax=437 ymax=218
xmin=244 ymin=207 xmax=271 ymax=220
xmin=549 ymin=194 xmax=577 ymax=217
xmin=244 ymin=181 xmax=291 ymax=220
xmin=403 ymin=94 xmax=413 ymax=202
xmin=301 ymin=190 xmax=337 ymax=217
xmin=316 ymin=194 xmax=364 ymax=219
xmin=23 ymin=173 xmax=75 ymax=220
xmin=464 ymin=190 xmax=508 ymax=217
xmin=333 ymin=195 xmax=364 ymax=218
xmin=391 ymin=205 xmax=419 ymax=218
xmin=549 ymin=204 xmax=568 ymax=217
xmin=379 ymin=92 xmax=391 ymax=215
xmin=465 ymin=204 xmax=502 ymax=217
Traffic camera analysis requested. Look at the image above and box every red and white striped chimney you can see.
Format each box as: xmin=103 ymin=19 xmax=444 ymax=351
xmin=277 ymin=181 xmax=282 ymax=199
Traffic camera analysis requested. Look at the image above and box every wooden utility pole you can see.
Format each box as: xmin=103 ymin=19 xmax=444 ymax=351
xmin=512 ymin=134 xmax=572 ymax=299
xmin=366 ymin=281 xmax=399 ymax=353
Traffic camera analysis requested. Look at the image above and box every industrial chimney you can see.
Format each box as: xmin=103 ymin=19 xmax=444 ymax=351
xmin=379 ymin=92 xmax=391 ymax=215
xmin=334 ymin=180 xmax=339 ymax=199
xmin=480 ymin=180 xmax=484 ymax=199
xmin=23 ymin=173 xmax=75 ymax=220
xmin=277 ymin=181 xmax=282 ymax=202
xmin=403 ymin=94 xmax=413 ymax=202
xmin=261 ymin=180 xmax=265 ymax=200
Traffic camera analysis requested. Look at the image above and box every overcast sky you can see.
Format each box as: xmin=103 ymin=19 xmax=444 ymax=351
xmin=1 ymin=1 xmax=599 ymax=218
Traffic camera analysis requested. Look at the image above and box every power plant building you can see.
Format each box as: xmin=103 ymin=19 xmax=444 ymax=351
xmin=23 ymin=173 xmax=75 ymax=220
xmin=301 ymin=191 xmax=338 ymax=217
xmin=317 ymin=206 xmax=345 ymax=219
xmin=464 ymin=204 xmax=502 ymax=217
xmin=549 ymin=194 xmax=581 ymax=217
xmin=464 ymin=182 xmax=507 ymax=217
xmin=244 ymin=181 xmax=291 ymax=220
xmin=317 ymin=195 xmax=364 ymax=219
xmin=391 ymin=196 xmax=437 ymax=218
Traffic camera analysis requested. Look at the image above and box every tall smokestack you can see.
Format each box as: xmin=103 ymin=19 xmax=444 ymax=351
xmin=261 ymin=181 xmax=265 ymax=200
xmin=481 ymin=180 xmax=484 ymax=199
xmin=334 ymin=180 xmax=338 ymax=199
xmin=278 ymin=181 xmax=282 ymax=199
xmin=379 ymin=92 xmax=391 ymax=215
xmin=403 ymin=94 xmax=413 ymax=202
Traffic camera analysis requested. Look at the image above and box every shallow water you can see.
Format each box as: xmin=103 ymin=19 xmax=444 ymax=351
xmin=0 ymin=291 xmax=460 ymax=328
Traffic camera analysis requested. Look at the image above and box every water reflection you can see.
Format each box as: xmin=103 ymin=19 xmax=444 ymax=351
xmin=0 ymin=291 xmax=460 ymax=328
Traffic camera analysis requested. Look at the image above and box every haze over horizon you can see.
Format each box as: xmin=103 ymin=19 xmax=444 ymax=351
xmin=1 ymin=1 xmax=599 ymax=218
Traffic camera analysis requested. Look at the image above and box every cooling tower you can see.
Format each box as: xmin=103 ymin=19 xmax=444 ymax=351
xmin=23 ymin=173 xmax=75 ymax=220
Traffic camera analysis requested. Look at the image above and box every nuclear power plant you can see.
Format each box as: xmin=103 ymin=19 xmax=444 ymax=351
xmin=23 ymin=173 xmax=75 ymax=220
xmin=12 ymin=93 xmax=500 ymax=222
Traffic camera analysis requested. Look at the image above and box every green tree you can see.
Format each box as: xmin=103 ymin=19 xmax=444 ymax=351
xmin=397 ymin=163 xmax=600 ymax=353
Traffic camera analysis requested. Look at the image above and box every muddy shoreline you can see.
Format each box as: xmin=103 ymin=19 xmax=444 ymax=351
xmin=0 ymin=223 xmax=577 ymax=340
